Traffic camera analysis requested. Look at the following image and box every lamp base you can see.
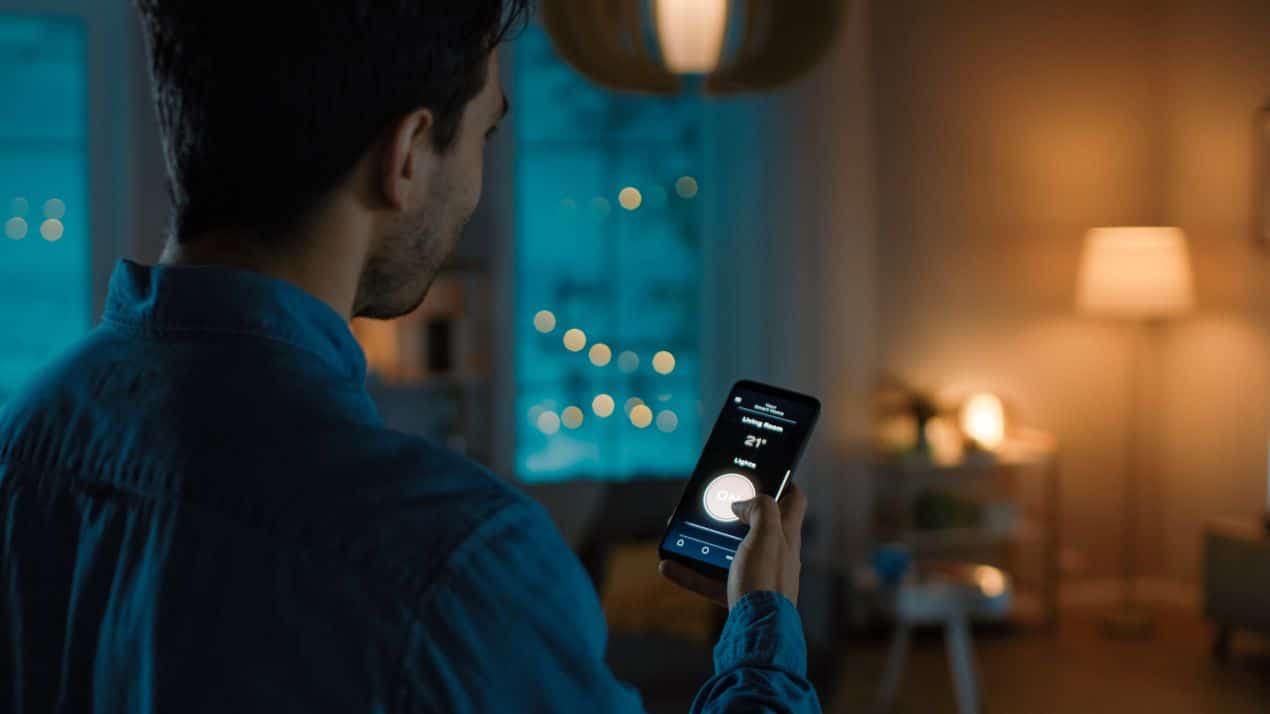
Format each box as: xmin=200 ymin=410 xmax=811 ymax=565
xmin=1102 ymin=606 xmax=1155 ymax=639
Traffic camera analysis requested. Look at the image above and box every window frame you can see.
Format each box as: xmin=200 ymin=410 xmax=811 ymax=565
xmin=505 ymin=26 xmax=714 ymax=484
xmin=0 ymin=0 xmax=146 ymax=320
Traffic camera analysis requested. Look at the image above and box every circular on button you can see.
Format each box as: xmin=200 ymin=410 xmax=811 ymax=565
xmin=702 ymin=473 xmax=757 ymax=523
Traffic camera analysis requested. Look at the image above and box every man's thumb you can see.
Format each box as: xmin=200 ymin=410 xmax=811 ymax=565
xmin=732 ymin=495 xmax=778 ymax=532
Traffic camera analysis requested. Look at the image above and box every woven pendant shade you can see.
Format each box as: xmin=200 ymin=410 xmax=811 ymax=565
xmin=538 ymin=0 xmax=845 ymax=95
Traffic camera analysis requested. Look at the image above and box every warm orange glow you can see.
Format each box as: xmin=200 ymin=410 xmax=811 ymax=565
xmin=351 ymin=319 xmax=409 ymax=383
xmin=874 ymin=414 xmax=919 ymax=454
xmin=537 ymin=410 xmax=562 ymax=435
xmin=1076 ymin=227 xmax=1194 ymax=319
xmin=652 ymin=350 xmax=676 ymax=375
xmin=654 ymin=0 xmax=729 ymax=74
xmin=625 ymin=396 xmax=645 ymax=414
xmin=974 ymin=565 xmax=1007 ymax=598
xmin=630 ymin=404 xmax=654 ymax=429
xmin=592 ymin=394 xmax=616 ymax=418
xmin=40 ymin=218 xmax=63 ymax=242
xmin=350 ymin=278 xmax=469 ymax=385
xmin=589 ymin=343 xmax=612 ymax=367
xmin=562 ymin=406 xmax=584 ymax=429
xmin=563 ymin=328 xmax=587 ymax=352
xmin=961 ymin=392 xmax=1006 ymax=451
xmin=533 ymin=309 xmax=557 ymax=333
xmin=618 ymin=187 xmax=643 ymax=211
xmin=924 ymin=417 xmax=964 ymax=466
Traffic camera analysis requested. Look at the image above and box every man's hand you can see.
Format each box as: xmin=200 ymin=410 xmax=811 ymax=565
xmin=659 ymin=483 xmax=807 ymax=609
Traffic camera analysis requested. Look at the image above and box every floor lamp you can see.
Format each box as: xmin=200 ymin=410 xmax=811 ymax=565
xmin=1076 ymin=226 xmax=1195 ymax=637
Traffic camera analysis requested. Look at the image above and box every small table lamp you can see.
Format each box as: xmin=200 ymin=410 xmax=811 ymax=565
xmin=1076 ymin=226 xmax=1195 ymax=637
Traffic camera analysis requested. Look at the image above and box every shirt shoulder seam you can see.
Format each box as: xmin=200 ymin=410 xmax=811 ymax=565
xmin=392 ymin=495 xmax=542 ymax=711
xmin=409 ymin=493 xmax=537 ymax=610
xmin=100 ymin=315 xmax=351 ymax=379
xmin=0 ymin=454 xmax=499 ymax=625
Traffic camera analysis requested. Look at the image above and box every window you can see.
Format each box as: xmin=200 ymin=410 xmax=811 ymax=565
xmin=515 ymin=24 xmax=704 ymax=482
xmin=0 ymin=15 xmax=89 ymax=405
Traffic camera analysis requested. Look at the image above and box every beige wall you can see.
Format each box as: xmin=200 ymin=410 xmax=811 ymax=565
xmin=1156 ymin=0 xmax=1270 ymax=580
xmin=872 ymin=0 xmax=1270 ymax=581
xmin=692 ymin=0 xmax=881 ymax=579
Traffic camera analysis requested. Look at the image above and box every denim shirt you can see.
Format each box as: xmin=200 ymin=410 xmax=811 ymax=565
xmin=0 ymin=261 xmax=821 ymax=713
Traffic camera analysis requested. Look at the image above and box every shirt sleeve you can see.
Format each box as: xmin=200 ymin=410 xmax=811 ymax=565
xmin=397 ymin=499 xmax=821 ymax=714
xmin=691 ymin=591 xmax=822 ymax=714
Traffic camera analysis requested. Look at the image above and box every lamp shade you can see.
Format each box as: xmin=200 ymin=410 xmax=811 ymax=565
xmin=538 ymin=0 xmax=845 ymax=95
xmin=1076 ymin=227 xmax=1195 ymax=320
xmin=654 ymin=0 xmax=729 ymax=74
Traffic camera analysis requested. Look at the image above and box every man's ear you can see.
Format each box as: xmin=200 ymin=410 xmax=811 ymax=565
xmin=378 ymin=108 xmax=435 ymax=211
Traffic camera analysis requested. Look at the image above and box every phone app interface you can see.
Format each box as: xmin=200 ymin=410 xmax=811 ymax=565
xmin=661 ymin=383 xmax=817 ymax=572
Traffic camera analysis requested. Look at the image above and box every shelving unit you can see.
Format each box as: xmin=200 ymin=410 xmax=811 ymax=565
xmin=897 ymin=520 xmax=1047 ymax=550
xmin=354 ymin=256 xmax=494 ymax=465
xmin=872 ymin=440 xmax=1062 ymax=629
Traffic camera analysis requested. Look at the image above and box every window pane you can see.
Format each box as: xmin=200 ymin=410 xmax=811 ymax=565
xmin=515 ymin=24 xmax=703 ymax=482
xmin=0 ymin=16 xmax=89 ymax=405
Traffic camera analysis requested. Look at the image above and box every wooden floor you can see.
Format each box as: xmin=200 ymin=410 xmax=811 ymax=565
xmin=829 ymin=607 xmax=1270 ymax=713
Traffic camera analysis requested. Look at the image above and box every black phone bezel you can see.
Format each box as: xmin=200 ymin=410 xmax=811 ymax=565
xmin=657 ymin=379 xmax=821 ymax=582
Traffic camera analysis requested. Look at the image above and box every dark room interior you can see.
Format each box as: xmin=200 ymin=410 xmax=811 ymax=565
xmin=3 ymin=1 xmax=1270 ymax=712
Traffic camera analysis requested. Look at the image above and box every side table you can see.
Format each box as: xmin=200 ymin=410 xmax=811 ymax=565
xmin=872 ymin=438 xmax=1061 ymax=629
xmin=876 ymin=563 xmax=1011 ymax=714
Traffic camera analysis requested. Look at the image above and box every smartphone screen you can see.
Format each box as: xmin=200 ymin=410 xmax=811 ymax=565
xmin=658 ymin=380 xmax=820 ymax=579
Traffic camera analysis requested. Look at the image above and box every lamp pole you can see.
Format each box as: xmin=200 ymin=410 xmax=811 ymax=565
xmin=1075 ymin=226 xmax=1194 ymax=638
xmin=1105 ymin=320 xmax=1156 ymax=637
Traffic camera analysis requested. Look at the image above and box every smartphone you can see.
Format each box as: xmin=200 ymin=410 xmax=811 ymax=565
xmin=658 ymin=379 xmax=821 ymax=581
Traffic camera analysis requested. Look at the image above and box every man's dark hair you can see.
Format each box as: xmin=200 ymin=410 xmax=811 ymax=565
xmin=135 ymin=1 xmax=529 ymax=242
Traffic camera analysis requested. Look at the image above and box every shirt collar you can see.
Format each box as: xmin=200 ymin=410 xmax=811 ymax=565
xmin=103 ymin=260 xmax=367 ymax=384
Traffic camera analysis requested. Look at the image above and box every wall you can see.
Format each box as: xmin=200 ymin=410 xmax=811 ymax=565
xmin=750 ymin=0 xmax=879 ymax=570
xmin=1156 ymin=0 xmax=1270 ymax=581
xmin=688 ymin=0 xmax=879 ymax=640
xmin=107 ymin=0 xmax=1270 ymax=588
xmin=871 ymin=0 xmax=1270 ymax=583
